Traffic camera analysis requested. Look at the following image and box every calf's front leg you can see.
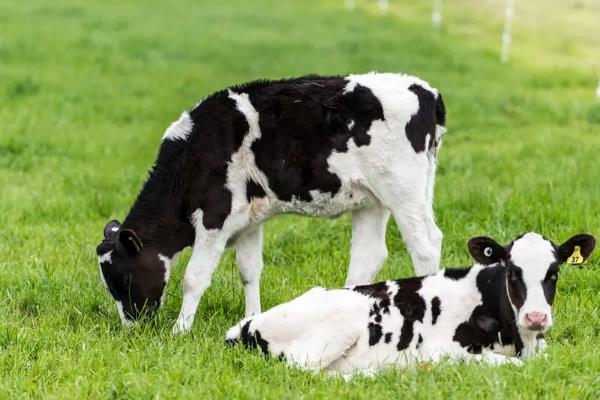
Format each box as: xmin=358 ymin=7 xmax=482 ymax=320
xmin=234 ymin=225 xmax=264 ymax=317
xmin=443 ymin=349 xmax=523 ymax=366
xmin=472 ymin=350 xmax=523 ymax=366
xmin=173 ymin=235 xmax=226 ymax=335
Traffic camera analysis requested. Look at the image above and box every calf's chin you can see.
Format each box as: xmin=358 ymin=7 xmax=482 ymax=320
xmin=116 ymin=300 xmax=136 ymax=327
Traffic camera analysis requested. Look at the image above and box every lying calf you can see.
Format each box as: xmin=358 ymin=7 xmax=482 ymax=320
xmin=226 ymin=232 xmax=595 ymax=374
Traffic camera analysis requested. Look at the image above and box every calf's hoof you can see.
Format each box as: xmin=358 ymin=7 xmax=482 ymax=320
xmin=172 ymin=321 xmax=192 ymax=335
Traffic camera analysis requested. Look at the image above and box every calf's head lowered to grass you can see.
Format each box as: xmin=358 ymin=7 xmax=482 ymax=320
xmin=96 ymin=220 xmax=173 ymax=325
xmin=468 ymin=232 xmax=596 ymax=333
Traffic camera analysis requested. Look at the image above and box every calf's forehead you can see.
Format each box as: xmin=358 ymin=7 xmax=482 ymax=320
xmin=509 ymin=233 xmax=556 ymax=277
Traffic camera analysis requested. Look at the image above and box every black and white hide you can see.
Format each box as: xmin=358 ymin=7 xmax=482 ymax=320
xmin=226 ymin=232 xmax=596 ymax=375
xmin=96 ymin=73 xmax=447 ymax=334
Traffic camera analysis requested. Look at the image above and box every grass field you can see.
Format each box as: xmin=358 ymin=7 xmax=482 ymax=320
xmin=1 ymin=0 xmax=600 ymax=398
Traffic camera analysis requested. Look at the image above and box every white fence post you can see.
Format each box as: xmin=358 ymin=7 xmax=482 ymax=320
xmin=379 ymin=0 xmax=389 ymax=11
xmin=432 ymin=0 xmax=442 ymax=29
xmin=501 ymin=0 xmax=514 ymax=63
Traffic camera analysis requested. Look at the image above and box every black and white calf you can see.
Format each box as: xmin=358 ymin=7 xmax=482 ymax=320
xmin=96 ymin=73 xmax=447 ymax=334
xmin=226 ymin=232 xmax=595 ymax=374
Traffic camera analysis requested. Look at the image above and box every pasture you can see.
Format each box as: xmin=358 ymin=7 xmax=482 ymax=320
xmin=1 ymin=0 xmax=599 ymax=398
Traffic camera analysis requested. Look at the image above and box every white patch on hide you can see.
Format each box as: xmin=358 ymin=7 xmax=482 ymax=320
xmin=158 ymin=253 xmax=178 ymax=284
xmin=98 ymin=250 xmax=112 ymax=290
xmin=225 ymin=90 xmax=272 ymax=220
xmin=162 ymin=111 xmax=194 ymax=141
xmin=98 ymin=251 xmax=113 ymax=265
xmin=158 ymin=253 xmax=179 ymax=306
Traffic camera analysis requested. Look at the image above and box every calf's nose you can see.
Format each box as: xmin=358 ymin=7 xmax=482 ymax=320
xmin=525 ymin=312 xmax=548 ymax=330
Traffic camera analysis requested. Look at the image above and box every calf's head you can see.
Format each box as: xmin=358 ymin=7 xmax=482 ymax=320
xmin=468 ymin=232 xmax=595 ymax=333
xmin=96 ymin=220 xmax=169 ymax=326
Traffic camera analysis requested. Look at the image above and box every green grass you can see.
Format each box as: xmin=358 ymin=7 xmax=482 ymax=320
xmin=1 ymin=0 xmax=600 ymax=398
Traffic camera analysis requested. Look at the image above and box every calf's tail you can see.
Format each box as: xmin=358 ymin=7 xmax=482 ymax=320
xmin=225 ymin=317 xmax=252 ymax=345
xmin=225 ymin=317 xmax=271 ymax=355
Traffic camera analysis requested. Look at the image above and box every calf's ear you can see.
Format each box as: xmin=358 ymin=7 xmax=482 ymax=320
xmin=118 ymin=229 xmax=144 ymax=255
xmin=103 ymin=220 xmax=121 ymax=239
xmin=467 ymin=236 xmax=507 ymax=265
xmin=558 ymin=234 xmax=596 ymax=265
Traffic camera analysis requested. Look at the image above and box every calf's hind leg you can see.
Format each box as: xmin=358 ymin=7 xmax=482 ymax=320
xmin=374 ymin=177 xmax=440 ymax=276
xmin=424 ymin=157 xmax=443 ymax=269
xmin=285 ymin=330 xmax=361 ymax=372
xmin=345 ymin=205 xmax=390 ymax=287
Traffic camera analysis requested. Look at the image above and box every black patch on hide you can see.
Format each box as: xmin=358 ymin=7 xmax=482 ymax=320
xmin=354 ymin=281 xmax=391 ymax=314
xmin=452 ymin=266 xmax=523 ymax=355
xmin=248 ymin=77 xmax=384 ymax=202
xmin=384 ymin=332 xmax=393 ymax=344
xmin=246 ymin=179 xmax=267 ymax=201
xmin=443 ymin=268 xmax=470 ymax=280
xmin=240 ymin=320 xmax=270 ymax=355
xmin=405 ymin=84 xmax=441 ymax=153
xmin=393 ymin=277 xmax=426 ymax=351
xmin=368 ymin=322 xmax=384 ymax=346
xmin=431 ymin=296 xmax=441 ymax=325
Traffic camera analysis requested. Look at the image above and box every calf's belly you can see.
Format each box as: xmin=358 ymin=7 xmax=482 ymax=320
xmin=267 ymin=183 xmax=378 ymax=219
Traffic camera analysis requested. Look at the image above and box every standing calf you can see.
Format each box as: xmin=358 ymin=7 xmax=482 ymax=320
xmin=96 ymin=73 xmax=446 ymax=334
xmin=226 ymin=233 xmax=595 ymax=375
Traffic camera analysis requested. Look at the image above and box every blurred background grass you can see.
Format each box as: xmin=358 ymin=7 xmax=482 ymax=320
xmin=0 ymin=0 xmax=599 ymax=398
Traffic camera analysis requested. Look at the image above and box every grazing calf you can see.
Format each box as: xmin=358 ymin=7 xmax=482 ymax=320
xmin=226 ymin=233 xmax=595 ymax=375
xmin=96 ymin=73 xmax=447 ymax=334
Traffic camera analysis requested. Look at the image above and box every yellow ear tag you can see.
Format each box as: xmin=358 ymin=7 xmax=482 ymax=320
xmin=566 ymin=246 xmax=585 ymax=265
